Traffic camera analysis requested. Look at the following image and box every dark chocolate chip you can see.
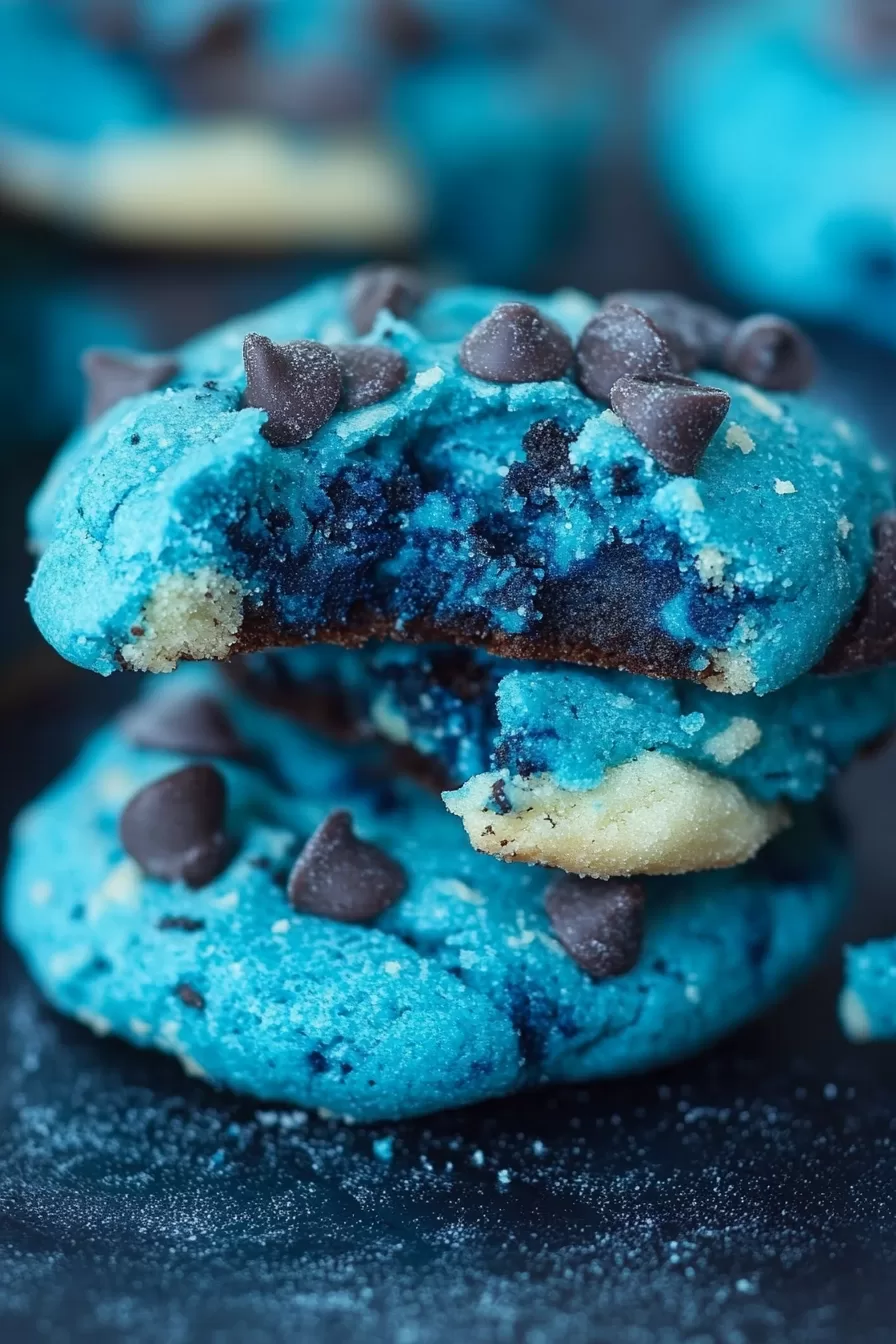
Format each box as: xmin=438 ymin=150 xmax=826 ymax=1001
xmin=252 ymin=57 xmax=376 ymax=125
xmin=575 ymin=304 xmax=679 ymax=402
xmin=287 ymin=810 xmax=406 ymax=922
xmin=120 ymin=693 xmax=246 ymax=759
xmin=120 ymin=765 xmax=234 ymax=888
xmin=81 ymin=348 xmax=179 ymax=424
xmin=163 ymin=11 xmax=256 ymax=115
xmin=602 ymin=291 xmax=735 ymax=371
xmin=78 ymin=0 xmax=139 ymax=47
xmin=545 ymin=876 xmax=645 ymax=979
xmin=158 ymin=916 xmax=206 ymax=932
xmin=174 ymin=983 xmax=206 ymax=1011
xmin=817 ymin=511 xmax=896 ymax=673
xmin=459 ymin=303 xmax=573 ymax=384
xmin=331 ymin=344 xmax=409 ymax=409
xmin=427 ymin=648 xmax=490 ymax=702
xmin=841 ymin=0 xmax=896 ymax=63
xmin=370 ymin=0 xmax=438 ymax=57
xmin=722 ymin=315 xmax=815 ymax=391
xmin=243 ymin=334 xmax=342 ymax=446
xmin=490 ymin=778 xmax=513 ymax=816
xmin=308 ymin=1048 xmax=329 ymax=1074
xmin=346 ymin=264 xmax=427 ymax=336
xmin=610 ymin=374 xmax=730 ymax=476
xmin=505 ymin=419 xmax=580 ymax=496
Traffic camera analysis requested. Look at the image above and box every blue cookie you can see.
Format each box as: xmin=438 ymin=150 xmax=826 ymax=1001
xmin=241 ymin=644 xmax=896 ymax=806
xmin=229 ymin=644 xmax=896 ymax=879
xmin=0 ymin=0 xmax=603 ymax=276
xmin=5 ymin=669 xmax=849 ymax=1121
xmin=28 ymin=275 xmax=896 ymax=695
xmin=840 ymin=937 xmax=896 ymax=1042
xmin=654 ymin=0 xmax=896 ymax=345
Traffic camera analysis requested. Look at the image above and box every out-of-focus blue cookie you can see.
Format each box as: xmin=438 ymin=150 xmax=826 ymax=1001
xmin=5 ymin=669 xmax=849 ymax=1121
xmin=840 ymin=937 xmax=896 ymax=1042
xmin=27 ymin=275 xmax=896 ymax=695
xmin=0 ymin=0 xmax=603 ymax=277
xmin=654 ymin=0 xmax=896 ymax=344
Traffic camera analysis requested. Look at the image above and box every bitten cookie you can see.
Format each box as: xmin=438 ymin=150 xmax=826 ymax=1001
xmin=28 ymin=274 xmax=895 ymax=693
xmin=654 ymin=0 xmax=896 ymax=344
xmin=5 ymin=669 xmax=849 ymax=1121
xmin=233 ymin=644 xmax=896 ymax=877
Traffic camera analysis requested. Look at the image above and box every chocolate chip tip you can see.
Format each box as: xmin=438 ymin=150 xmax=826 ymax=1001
xmin=459 ymin=302 xmax=573 ymax=385
xmin=610 ymin=374 xmax=729 ymax=477
xmin=243 ymin=333 xmax=342 ymax=447
xmin=287 ymin=808 xmax=406 ymax=922
xmin=346 ymin=264 xmax=428 ymax=336
xmin=120 ymin=763 xmax=234 ymax=888
xmin=81 ymin=346 xmax=180 ymax=425
xmin=545 ymin=876 xmax=646 ymax=979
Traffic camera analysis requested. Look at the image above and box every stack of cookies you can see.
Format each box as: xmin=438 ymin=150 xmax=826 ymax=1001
xmin=9 ymin=268 xmax=896 ymax=1119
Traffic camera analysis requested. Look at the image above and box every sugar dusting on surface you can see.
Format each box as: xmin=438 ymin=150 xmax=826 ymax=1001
xmin=2 ymin=950 xmax=896 ymax=1344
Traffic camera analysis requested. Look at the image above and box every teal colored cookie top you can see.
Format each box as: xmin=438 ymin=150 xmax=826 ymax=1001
xmin=249 ymin=644 xmax=896 ymax=805
xmin=655 ymin=0 xmax=896 ymax=343
xmin=5 ymin=669 xmax=849 ymax=1121
xmin=29 ymin=276 xmax=892 ymax=693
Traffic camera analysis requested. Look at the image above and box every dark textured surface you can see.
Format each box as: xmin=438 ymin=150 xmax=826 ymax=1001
xmin=1 ymin=663 xmax=896 ymax=1344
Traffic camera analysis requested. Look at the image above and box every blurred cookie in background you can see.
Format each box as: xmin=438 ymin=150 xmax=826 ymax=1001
xmin=0 ymin=0 xmax=607 ymax=284
xmin=0 ymin=220 xmax=379 ymax=447
xmin=653 ymin=0 xmax=896 ymax=348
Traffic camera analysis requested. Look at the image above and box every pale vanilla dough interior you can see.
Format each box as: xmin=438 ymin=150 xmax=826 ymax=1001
xmin=443 ymin=752 xmax=790 ymax=879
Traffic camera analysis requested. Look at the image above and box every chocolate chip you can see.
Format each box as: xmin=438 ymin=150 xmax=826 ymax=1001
xmin=817 ymin=511 xmax=896 ymax=673
xmin=545 ymin=876 xmax=645 ymax=979
xmin=243 ymin=334 xmax=342 ymax=446
xmin=79 ymin=0 xmax=138 ymax=47
xmin=253 ymin=58 xmax=377 ymax=125
xmin=174 ymin=983 xmax=206 ymax=1011
xmin=331 ymin=344 xmax=409 ymax=409
xmin=490 ymin=778 xmax=513 ymax=815
xmin=722 ymin=315 xmax=815 ymax=391
xmin=346 ymin=264 xmax=427 ymax=336
xmin=120 ymin=765 xmax=234 ymax=888
xmin=371 ymin=0 xmax=437 ymax=57
xmin=81 ymin=348 xmax=179 ymax=423
xmin=841 ymin=0 xmax=896 ymax=62
xmin=603 ymin=291 xmax=734 ymax=372
xmin=459 ymin=303 xmax=573 ymax=384
xmin=575 ymin=304 xmax=679 ymax=402
xmin=505 ymin=419 xmax=580 ymax=496
xmin=427 ymin=648 xmax=490 ymax=702
xmin=158 ymin=916 xmax=205 ymax=932
xmin=163 ymin=11 xmax=256 ymax=115
xmin=121 ymin=693 xmax=246 ymax=759
xmin=610 ymin=375 xmax=730 ymax=476
xmin=287 ymin=810 xmax=406 ymax=922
